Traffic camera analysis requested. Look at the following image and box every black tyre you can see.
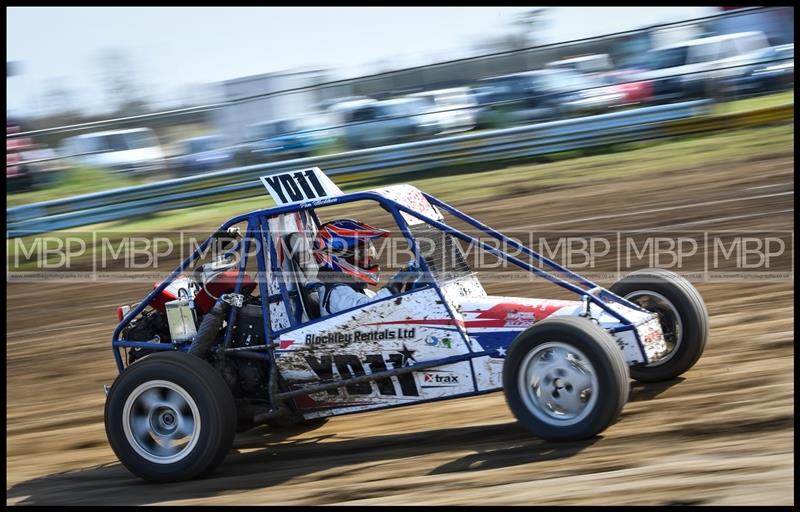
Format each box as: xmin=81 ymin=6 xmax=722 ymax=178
xmin=503 ymin=316 xmax=629 ymax=441
xmin=105 ymin=351 xmax=237 ymax=482
xmin=610 ymin=268 xmax=708 ymax=382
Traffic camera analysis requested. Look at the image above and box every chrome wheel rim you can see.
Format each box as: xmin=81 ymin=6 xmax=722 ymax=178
xmin=625 ymin=290 xmax=683 ymax=367
xmin=518 ymin=342 xmax=599 ymax=426
xmin=122 ymin=380 xmax=200 ymax=464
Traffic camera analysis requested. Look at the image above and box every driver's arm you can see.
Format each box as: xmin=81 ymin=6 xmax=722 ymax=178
xmin=318 ymin=264 xmax=422 ymax=315
xmin=326 ymin=285 xmax=392 ymax=314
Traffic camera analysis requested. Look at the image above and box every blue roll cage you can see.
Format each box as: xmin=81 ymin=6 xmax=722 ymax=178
xmin=111 ymin=190 xmax=649 ymax=408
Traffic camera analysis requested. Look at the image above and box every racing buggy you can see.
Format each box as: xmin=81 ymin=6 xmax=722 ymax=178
xmin=105 ymin=167 xmax=708 ymax=482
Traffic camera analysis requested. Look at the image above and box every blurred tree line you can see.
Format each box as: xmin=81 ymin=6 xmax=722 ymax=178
xmin=18 ymin=47 xmax=211 ymax=150
xmin=473 ymin=8 xmax=552 ymax=53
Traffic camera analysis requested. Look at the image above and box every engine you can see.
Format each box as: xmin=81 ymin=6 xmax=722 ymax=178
xmin=119 ymin=277 xmax=268 ymax=401
xmin=210 ymin=298 xmax=270 ymax=399
xmin=121 ymin=309 xmax=173 ymax=364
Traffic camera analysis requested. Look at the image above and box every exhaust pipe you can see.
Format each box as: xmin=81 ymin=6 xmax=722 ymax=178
xmin=188 ymin=297 xmax=230 ymax=359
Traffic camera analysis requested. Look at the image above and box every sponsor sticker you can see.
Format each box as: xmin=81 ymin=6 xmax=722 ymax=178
xmin=305 ymin=327 xmax=416 ymax=345
xmin=504 ymin=311 xmax=536 ymax=327
xmin=421 ymin=371 xmax=461 ymax=388
xmin=425 ymin=335 xmax=453 ymax=349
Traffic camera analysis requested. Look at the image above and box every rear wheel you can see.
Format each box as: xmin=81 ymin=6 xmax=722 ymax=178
xmin=105 ymin=351 xmax=237 ymax=482
xmin=503 ymin=317 xmax=629 ymax=441
xmin=610 ymin=268 xmax=708 ymax=382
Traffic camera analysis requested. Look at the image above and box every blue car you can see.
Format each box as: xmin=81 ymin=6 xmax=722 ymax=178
xmin=721 ymin=44 xmax=794 ymax=97
xmin=173 ymin=135 xmax=234 ymax=175
xmin=246 ymin=118 xmax=329 ymax=162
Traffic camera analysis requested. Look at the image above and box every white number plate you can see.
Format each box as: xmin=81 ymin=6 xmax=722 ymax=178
xmin=260 ymin=167 xmax=343 ymax=205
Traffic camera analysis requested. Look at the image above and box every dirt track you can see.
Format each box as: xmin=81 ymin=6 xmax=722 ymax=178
xmin=6 ymin=152 xmax=794 ymax=505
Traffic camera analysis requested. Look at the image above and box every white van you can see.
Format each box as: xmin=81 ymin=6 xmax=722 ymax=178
xmin=407 ymin=87 xmax=478 ymax=133
xmin=343 ymin=97 xmax=439 ymax=150
xmin=634 ymin=31 xmax=770 ymax=101
xmin=60 ymin=127 xmax=166 ymax=174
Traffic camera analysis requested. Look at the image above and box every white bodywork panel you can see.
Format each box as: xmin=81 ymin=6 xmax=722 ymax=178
xmin=370 ymin=184 xmax=443 ymax=226
xmin=274 ymin=274 xmax=666 ymax=419
xmin=275 ymin=286 xmax=475 ymax=419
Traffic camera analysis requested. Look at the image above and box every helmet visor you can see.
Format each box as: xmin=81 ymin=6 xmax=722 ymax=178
xmin=344 ymin=239 xmax=378 ymax=270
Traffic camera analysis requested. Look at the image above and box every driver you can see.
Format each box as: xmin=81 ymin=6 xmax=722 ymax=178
xmin=305 ymin=219 xmax=420 ymax=317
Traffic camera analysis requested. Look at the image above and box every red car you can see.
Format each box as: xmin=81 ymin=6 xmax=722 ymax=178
xmin=7 ymin=119 xmax=67 ymax=192
xmin=599 ymin=70 xmax=654 ymax=105
xmin=7 ymin=121 xmax=35 ymax=191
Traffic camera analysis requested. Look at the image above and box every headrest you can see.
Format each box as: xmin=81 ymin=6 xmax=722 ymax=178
xmin=284 ymin=232 xmax=319 ymax=283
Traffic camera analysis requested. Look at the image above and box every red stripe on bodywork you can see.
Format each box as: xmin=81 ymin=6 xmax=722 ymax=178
xmin=366 ymin=301 xmax=573 ymax=330
xmin=366 ymin=318 xmax=528 ymax=329
xmin=464 ymin=301 xmax=572 ymax=320
xmin=365 ymin=318 xmax=466 ymax=328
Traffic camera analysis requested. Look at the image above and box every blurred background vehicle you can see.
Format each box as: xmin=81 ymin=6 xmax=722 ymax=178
xmin=343 ymin=97 xmax=439 ymax=150
xmin=170 ymin=134 xmax=235 ymax=175
xmin=405 ymin=87 xmax=478 ymax=134
xmin=553 ymin=69 xmax=627 ymax=116
xmin=547 ymin=54 xmax=653 ymax=106
xmin=595 ymin=70 xmax=654 ymax=105
xmin=7 ymin=118 xmax=68 ymax=192
xmin=472 ymin=68 xmax=624 ymax=128
xmin=471 ymin=71 xmax=555 ymax=128
xmin=718 ymin=43 xmax=794 ymax=98
xmin=59 ymin=127 xmax=166 ymax=175
xmin=319 ymin=96 xmax=376 ymax=115
xmin=7 ymin=119 xmax=38 ymax=193
xmin=633 ymin=31 xmax=770 ymax=103
xmin=245 ymin=117 xmax=332 ymax=163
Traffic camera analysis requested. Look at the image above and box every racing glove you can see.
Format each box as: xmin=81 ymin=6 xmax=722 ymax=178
xmin=384 ymin=261 xmax=423 ymax=295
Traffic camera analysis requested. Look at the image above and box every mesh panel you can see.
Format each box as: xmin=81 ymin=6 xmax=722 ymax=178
xmin=410 ymin=223 xmax=473 ymax=282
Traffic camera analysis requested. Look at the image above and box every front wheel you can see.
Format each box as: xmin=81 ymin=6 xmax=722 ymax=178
xmin=610 ymin=268 xmax=708 ymax=382
xmin=104 ymin=351 xmax=237 ymax=482
xmin=503 ymin=317 xmax=629 ymax=441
